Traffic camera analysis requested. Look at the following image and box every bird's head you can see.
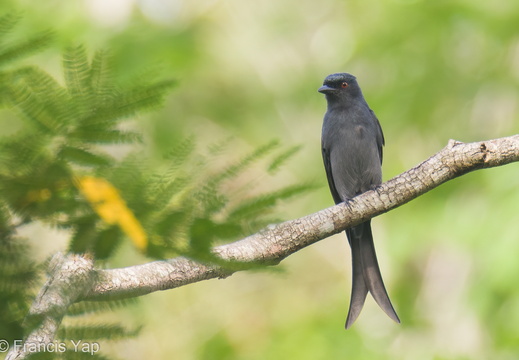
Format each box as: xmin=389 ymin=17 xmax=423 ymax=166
xmin=318 ymin=73 xmax=362 ymax=101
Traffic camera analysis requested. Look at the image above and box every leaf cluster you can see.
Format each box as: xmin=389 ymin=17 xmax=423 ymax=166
xmin=0 ymin=23 xmax=172 ymax=259
xmin=103 ymin=138 xmax=317 ymax=260
xmin=0 ymin=226 xmax=38 ymax=341
xmin=0 ymin=14 xmax=316 ymax=359
xmin=0 ymin=15 xmax=315 ymax=262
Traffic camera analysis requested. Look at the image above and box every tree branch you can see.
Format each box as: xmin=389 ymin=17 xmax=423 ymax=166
xmin=84 ymin=135 xmax=519 ymax=301
xmin=10 ymin=135 xmax=519 ymax=355
xmin=6 ymin=253 xmax=94 ymax=360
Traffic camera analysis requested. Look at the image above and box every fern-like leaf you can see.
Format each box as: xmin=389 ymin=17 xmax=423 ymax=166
xmin=58 ymin=146 xmax=114 ymax=167
xmin=0 ymin=230 xmax=38 ymax=341
xmin=227 ymin=183 xmax=319 ymax=221
xmin=268 ymin=145 xmax=302 ymax=174
xmin=7 ymin=66 xmax=67 ymax=134
xmin=88 ymin=50 xmax=114 ymax=100
xmin=0 ymin=13 xmax=20 ymax=38
xmin=66 ymin=298 xmax=138 ymax=317
xmin=60 ymin=351 xmax=113 ymax=359
xmin=0 ymin=133 xmax=50 ymax=175
xmin=77 ymin=79 xmax=176 ymax=129
xmin=63 ymin=45 xmax=91 ymax=97
xmin=0 ymin=31 xmax=53 ymax=67
xmin=59 ymin=324 xmax=141 ymax=340
xmin=69 ymin=129 xmax=142 ymax=145
xmin=209 ymin=139 xmax=280 ymax=186
xmin=115 ymin=80 xmax=177 ymax=114
xmin=164 ymin=135 xmax=196 ymax=165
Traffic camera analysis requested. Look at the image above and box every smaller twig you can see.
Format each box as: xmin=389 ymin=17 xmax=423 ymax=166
xmin=6 ymin=253 xmax=94 ymax=360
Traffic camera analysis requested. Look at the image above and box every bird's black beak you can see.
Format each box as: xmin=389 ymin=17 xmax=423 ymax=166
xmin=318 ymin=85 xmax=334 ymax=93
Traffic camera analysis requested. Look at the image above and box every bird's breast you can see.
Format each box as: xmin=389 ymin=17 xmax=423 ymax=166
xmin=354 ymin=125 xmax=365 ymax=140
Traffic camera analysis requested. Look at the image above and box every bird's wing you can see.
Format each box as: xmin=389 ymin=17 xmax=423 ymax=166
xmin=322 ymin=146 xmax=342 ymax=204
xmin=370 ymin=109 xmax=385 ymax=165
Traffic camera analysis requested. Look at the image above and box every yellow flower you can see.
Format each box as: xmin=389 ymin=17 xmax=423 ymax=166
xmin=76 ymin=176 xmax=147 ymax=251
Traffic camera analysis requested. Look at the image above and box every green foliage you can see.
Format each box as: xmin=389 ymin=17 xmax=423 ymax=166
xmin=0 ymin=41 xmax=172 ymax=236
xmin=0 ymin=14 xmax=53 ymax=67
xmin=66 ymin=298 xmax=139 ymax=317
xmin=97 ymin=138 xmax=316 ymax=260
xmin=0 ymin=14 xmax=53 ymax=107
xmin=0 ymin=17 xmax=46 ymax=345
xmin=0 ymin=224 xmax=38 ymax=341
xmin=268 ymin=145 xmax=303 ymax=174
xmin=0 ymin=15 xmax=315 ymax=359
xmin=1 ymin=36 xmax=311 ymax=261
xmin=26 ymin=349 xmax=113 ymax=360
xmin=197 ymin=331 xmax=237 ymax=360
xmin=59 ymin=324 xmax=141 ymax=341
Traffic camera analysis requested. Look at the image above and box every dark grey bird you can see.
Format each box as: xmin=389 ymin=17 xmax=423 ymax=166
xmin=318 ymin=73 xmax=400 ymax=329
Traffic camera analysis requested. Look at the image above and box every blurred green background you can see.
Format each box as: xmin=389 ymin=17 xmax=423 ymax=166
xmin=2 ymin=0 xmax=519 ymax=359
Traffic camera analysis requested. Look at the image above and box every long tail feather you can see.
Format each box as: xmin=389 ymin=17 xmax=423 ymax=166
xmin=345 ymin=228 xmax=368 ymax=329
xmin=345 ymin=222 xmax=400 ymax=328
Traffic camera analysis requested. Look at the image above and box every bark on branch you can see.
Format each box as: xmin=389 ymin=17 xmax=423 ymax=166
xmin=8 ymin=135 xmax=519 ymax=358
xmin=6 ymin=253 xmax=94 ymax=359
xmin=85 ymin=135 xmax=519 ymax=301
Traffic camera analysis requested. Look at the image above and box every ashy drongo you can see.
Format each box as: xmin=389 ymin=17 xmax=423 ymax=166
xmin=319 ymin=73 xmax=400 ymax=329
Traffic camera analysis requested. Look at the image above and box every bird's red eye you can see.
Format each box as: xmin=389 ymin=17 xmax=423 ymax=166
xmin=341 ymin=82 xmax=349 ymax=88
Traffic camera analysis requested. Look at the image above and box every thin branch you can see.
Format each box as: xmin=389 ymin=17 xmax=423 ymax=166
xmin=83 ymin=135 xmax=519 ymax=301
xmin=6 ymin=253 xmax=94 ymax=360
